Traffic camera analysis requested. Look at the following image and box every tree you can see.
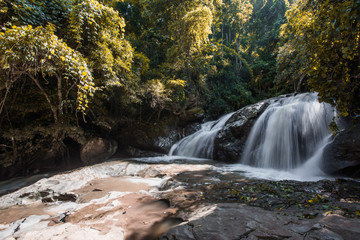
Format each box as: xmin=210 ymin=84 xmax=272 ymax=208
xmin=0 ymin=24 xmax=95 ymax=121
xmin=0 ymin=24 xmax=96 ymax=167
xmin=0 ymin=0 xmax=72 ymax=29
xmin=0 ymin=0 xmax=137 ymax=170
xmin=241 ymin=0 xmax=288 ymax=94
xmin=168 ymin=5 xmax=213 ymax=78
xmin=278 ymin=0 xmax=360 ymax=116
xmin=68 ymin=0 xmax=134 ymax=90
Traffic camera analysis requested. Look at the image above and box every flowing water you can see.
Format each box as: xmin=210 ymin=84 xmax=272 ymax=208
xmin=169 ymin=112 xmax=233 ymax=158
xmin=240 ymin=93 xmax=334 ymax=171
xmin=167 ymin=92 xmax=335 ymax=180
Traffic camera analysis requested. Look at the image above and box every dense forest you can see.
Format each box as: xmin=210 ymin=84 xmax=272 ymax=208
xmin=0 ymin=0 xmax=359 ymax=175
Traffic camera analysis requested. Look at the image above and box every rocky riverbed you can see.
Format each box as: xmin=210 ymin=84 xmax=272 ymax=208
xmin=0 ymin=159 xmax=359 ymax=240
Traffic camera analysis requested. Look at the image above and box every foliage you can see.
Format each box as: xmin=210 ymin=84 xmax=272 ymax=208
xmin=243 ymin=0 xmax=288 ymax=95
xmin=68 ymin=0 xmax=134 ymax=89
xmin=169 ymin=5 xmax=213 ymax=63
xmin=0 ymin=0 xmax=137 ymax=170
xmin=0 ymin=0 xmax=72 ymax=27
xmin=142 ymin=78 xmax=186 ymax=116
xmin=204 ymin=43 xmax=254 ymax=116
xmin=0 ymin=24 xmax=95 ymax=118
xmin=278 ymin=0 xmax=360 ymax=115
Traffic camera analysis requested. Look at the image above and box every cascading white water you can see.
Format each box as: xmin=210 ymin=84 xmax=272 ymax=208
xmin=169 ymin=112 xmax=233 ymax=158
xmin=241 ymin=93 xmax=334 ymax=170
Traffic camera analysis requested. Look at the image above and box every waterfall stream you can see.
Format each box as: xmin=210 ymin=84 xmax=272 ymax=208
xmin=169 ymin=112 xmax=233 ymax=158
xmin=169 ymin=93 xmax=334 ymax=177
xmin=240 ymin=93 xmax=334 ymax=170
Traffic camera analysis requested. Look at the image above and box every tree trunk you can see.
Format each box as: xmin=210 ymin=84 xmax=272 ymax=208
xmin=28 ymin=74 xmax=58 ymax=123
xmin=296 ymin=73 xmax=306 ymax=93
xmin=56 ymin=72 xmax=63 ymax=117
xmin=221 ymin=24 xmax=224 ymax=58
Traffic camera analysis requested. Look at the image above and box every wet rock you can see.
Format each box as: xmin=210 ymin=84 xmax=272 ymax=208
xmin=39 ymin=189 xmax=55 ymax=202
xmin=304 ymin=228 xmax=343 ymax=240
xmin=161 ymin=204 xmax=297 ymax=240
xmin=54 ymin=192 xmax=78 ymax=202
xmin=125 ymin=146 xmax=164 ymax=158
xmin=213 ymin=99 xmax=271 ymax=163
xmin=19 ymin=192 xmax=31 ymax=198
xmin=322 ymin=119 xmax=360 ymax=178
xmin=161 ymin=202 xmax=360 ymax=240
xmin=183 ymin=122 xmax=201 ymax=137
xmin=159 ymin=169 xmax=360 ymax=240
xmin=42 ymin=197 xmax=55 ymax=203
xmin=92 ymin=188 xmax=102 ymax=192
xmin=319 ymin=214 xmax=360 ymax=239
xmin=39 ymin=190 xmax=53 ymax=198
xmin=124 ymin=122 xmax=202 ymax=157
xmin=80 ymin=138 xmax=118 ymax=165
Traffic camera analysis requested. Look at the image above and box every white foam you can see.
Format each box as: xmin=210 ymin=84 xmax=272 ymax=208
xmin=219 ymin=163 xmax=332 ymax=182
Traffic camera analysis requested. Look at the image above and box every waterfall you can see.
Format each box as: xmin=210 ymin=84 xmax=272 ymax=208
xmin=169 ymin=112 xmax=233 ymax=158
xmin=241 ymin=93 xmax=334 ymax=170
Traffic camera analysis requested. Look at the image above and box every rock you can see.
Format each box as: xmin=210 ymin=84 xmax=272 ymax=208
xmin=125 ymin=146 xmax=164 ymax=158
xmin=80 ymin=138 xmax=117 ymax=165
xmin=39 ymin=190 xmax=53 ymax=198
xmin=161 ymin=204 xmax=296 ymax=240
xmin=182 ymin=122 xmax=202 ymax=138
xmin=213 ymin=99 xmax=271 ymax=163
xmin=319 ymin=214 xmax=360 ymax=240
xmin=54 ymin=192 xmax=78 ymax=202
xmin=42 ymin=197 xmax=55 ymax=203
xmin=322 ymin=119 xmax=360 ymax=177
xmin=161 ymin=203 xmax=360 ymax=240
xmin=117 ymin=124 xmax=180 ymax=156
xmin=120 ymin=121 xmax=202 ymax=157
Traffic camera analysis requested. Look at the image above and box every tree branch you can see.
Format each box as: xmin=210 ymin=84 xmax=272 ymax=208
xmin=28 ymin=74 xmax=58 ymax=123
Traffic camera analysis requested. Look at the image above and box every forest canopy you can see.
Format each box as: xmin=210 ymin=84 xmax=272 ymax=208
xmin=0 ymin=0 xmax=359 ymax=170
xmin=278 ymin=0 xmax=360 ymax=116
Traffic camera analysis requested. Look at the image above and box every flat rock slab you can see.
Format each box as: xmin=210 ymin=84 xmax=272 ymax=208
xmin=161 ymin=203 xmax=359 ymax=240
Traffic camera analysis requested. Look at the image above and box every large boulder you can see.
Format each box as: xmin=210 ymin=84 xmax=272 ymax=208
xmin=80 ymin=138 xmax=117 ymax=165
xmin=322 ymin=119 xmax=360 ymax=177
xmin=213 ymin=99 xmax=271 ymax=163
